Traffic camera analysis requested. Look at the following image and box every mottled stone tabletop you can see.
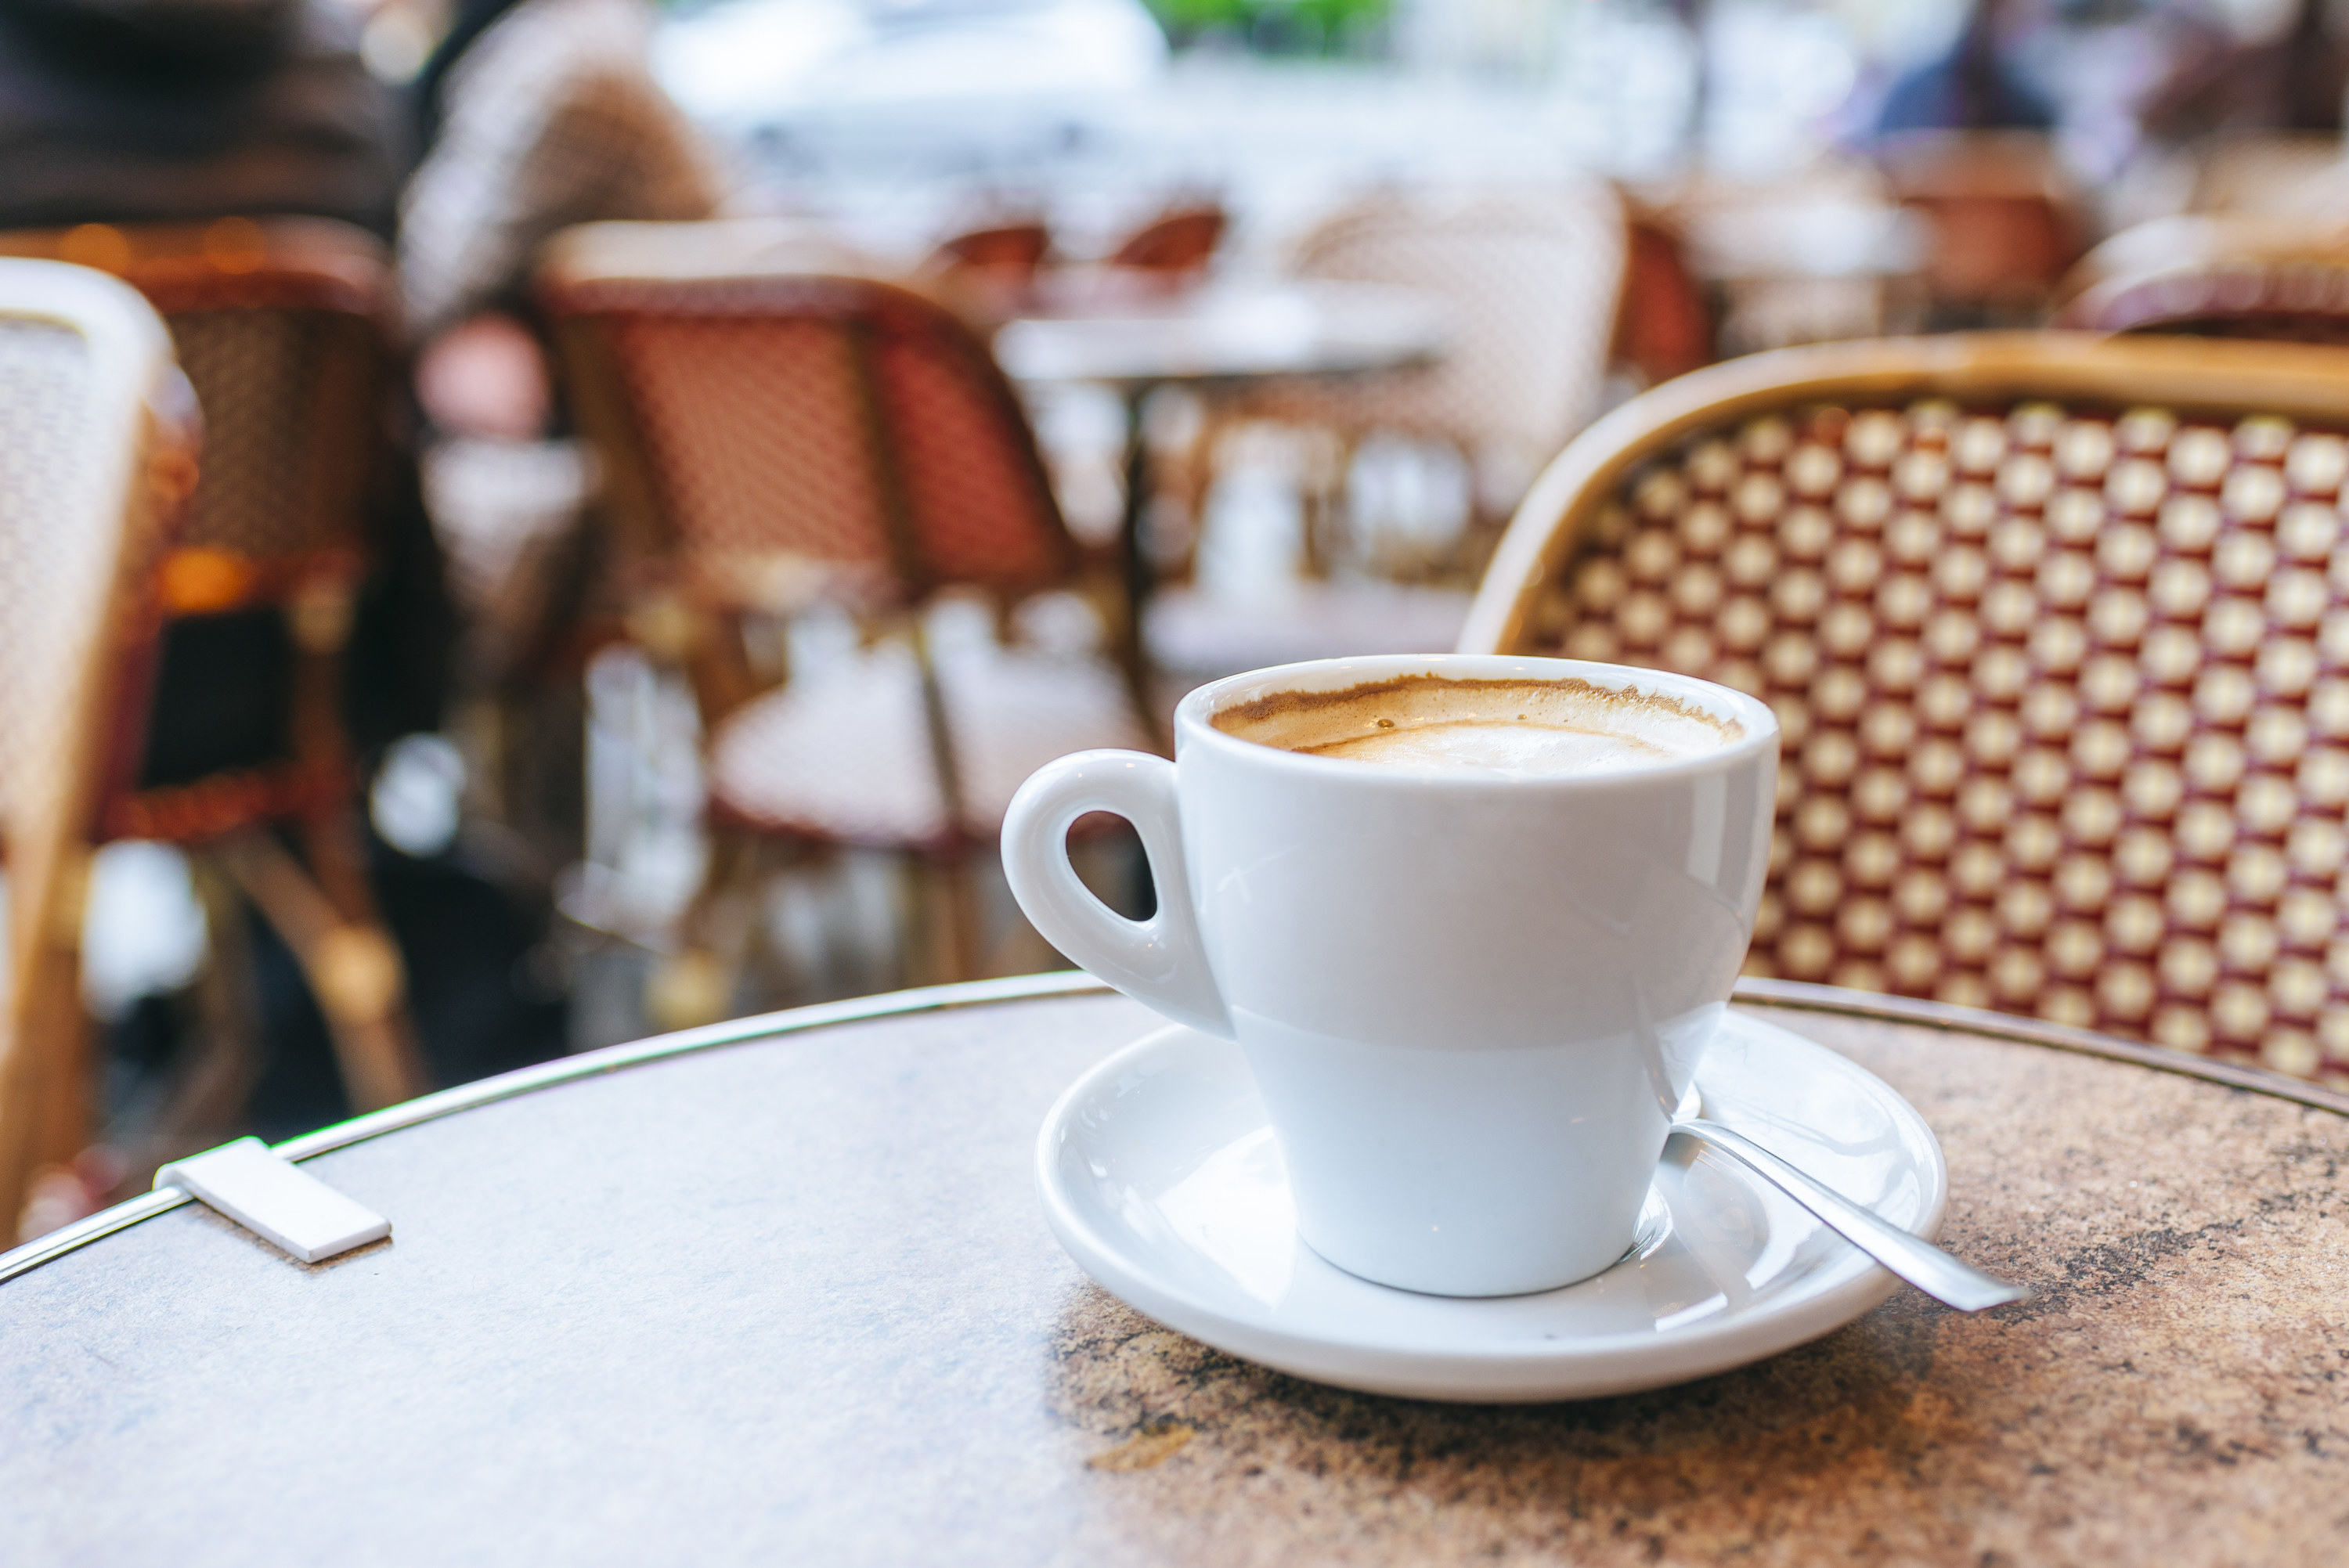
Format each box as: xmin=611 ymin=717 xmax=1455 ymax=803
xmin=7 ymin=982 xmax=2349 ymax=1566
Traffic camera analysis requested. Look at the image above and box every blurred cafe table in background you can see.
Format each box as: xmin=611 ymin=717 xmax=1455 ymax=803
xmin=9 ymin=973 xmax=2349 ymax=1566
xmin=994 ymin=280 xmax=1446 ymax=676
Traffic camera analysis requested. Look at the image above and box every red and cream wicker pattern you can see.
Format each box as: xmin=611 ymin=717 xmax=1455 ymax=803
xmin=0 ymin=222 xmax=399 ymax=597
xmin=586 ymin=277 xmax=1071 ymax=607
xmin=0 ymin=319 xmax=102 ymax=838
xmin=1522 ymin=398 xmax=2349 ymax=1083
xmin=168 ymin=309 xmax=349 ymax=560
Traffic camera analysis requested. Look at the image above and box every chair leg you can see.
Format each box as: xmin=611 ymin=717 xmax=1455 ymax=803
xmin=213 ymin=825 xmax=431 ymax=1113
xmin=899 ymin=850 xmax=983 ymax=988
xmin=904 ymin=611 xmax=987 ymax=984
xmin=2 ymin=923 xmax=92 ymax=1242
xmin=646 ymin=828 xmax=764 ymax=1032
xmin=135 ymin=852 xmax=265 ymax=1163
xmin=935 ymin=852 xmax=983 ymax=984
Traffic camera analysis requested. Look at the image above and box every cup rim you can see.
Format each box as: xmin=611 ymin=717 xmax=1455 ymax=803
xmin=1173 ymin=654 xmax=1781 ymax=786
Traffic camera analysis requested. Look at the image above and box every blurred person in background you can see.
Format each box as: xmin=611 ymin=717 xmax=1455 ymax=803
xmin=402 ymin=0 xmax=723 ymax=441
xmin=1875 ymin=0 xmax=2059 ymax=137
xmin=0 ymin=0 xmax=405 ymax=232
xmin=1873 ymin=0 xmax=2241 ymax=198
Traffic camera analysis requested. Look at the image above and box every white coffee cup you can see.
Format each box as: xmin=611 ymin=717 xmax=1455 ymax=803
xmin=1002 ymin=654 xmax=1780 ymax=1297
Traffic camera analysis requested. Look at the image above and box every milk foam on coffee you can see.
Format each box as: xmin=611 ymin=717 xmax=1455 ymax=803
xmin=1211 ymin=673 xmax=1737 ymax=778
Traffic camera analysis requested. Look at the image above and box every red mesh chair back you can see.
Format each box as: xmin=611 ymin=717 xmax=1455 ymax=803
xmin=1106 ymin=207 xmax=1226 ymax=276
xmin=1463 ymin=334 xmax=2349 ymax=1087
xmin=932 ymin=222 xmax=1052 ymax=276
xmin=539 ymin=225 xmax=1078 ymax=615
xmin=0 ymin=219 xmax=392 ymax=600
xmin=0 ymin=219 xmax=399 ymax=842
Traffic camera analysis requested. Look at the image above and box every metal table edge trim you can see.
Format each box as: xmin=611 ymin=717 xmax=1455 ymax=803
xmin=1732 ymin=978 xmax=2349 ymax=1116
xmin=5 ymin=972 xmax=2340 ymax=1287
xmin=0 ymin=969 xmax=1112 ymax=1286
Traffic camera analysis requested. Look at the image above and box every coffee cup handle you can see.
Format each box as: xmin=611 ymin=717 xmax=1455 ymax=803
xmin=1001 ymin=749 xmax=1233 ymax=1040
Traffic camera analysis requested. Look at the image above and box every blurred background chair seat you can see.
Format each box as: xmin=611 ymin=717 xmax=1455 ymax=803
xmin=0 ymin=259 xmax=193 ymax=1238
xmin=1463 ymin=333 xmax=2349 ymax=1090
xmin=706 ymin=635 xmax=1150 ymax=846
xmin=540 ymin=221 xmax=1158 ymax=1026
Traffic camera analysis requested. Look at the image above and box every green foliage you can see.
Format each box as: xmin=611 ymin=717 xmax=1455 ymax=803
xmin=1146 ymin=0 xmax=1391 ymax=53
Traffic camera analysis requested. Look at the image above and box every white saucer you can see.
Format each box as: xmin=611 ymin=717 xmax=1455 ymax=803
xmin=1035 ymin=1010 xmax=1947 ymax=1403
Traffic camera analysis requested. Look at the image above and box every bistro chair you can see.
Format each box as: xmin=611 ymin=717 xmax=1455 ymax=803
xmin=1231 ymin=183 xmax=1627 ymax=557
xmin=2055 ymin=214 xmax=2349 ymax=344
xmin=538 ymin=221 xmax=1158 ymax=1020
xmin=1665 ymin=159 xmax=1923 ymax=356
xmin=919 ymin=218 xmax=1053 ymax=325
xmin=1105 ymin=204 xmax=1227 ymax=279
xmin=1876 ymin=132 xmax=2082 ymax=326
xmin=0 ymin=218 xmax=431 ymax=1123
xmin=1611 ymin=204 xmax=1715 ymax=389
xmin=1462 ymin=333 xmax=2349 ymax=1086
xmin=0 ymin=260 xmax=194 ymax=1235
xmin=934 ymin=221 xmax=1053 ymax=276
xmin=1144 ymin=185 xmax=1628 ymax=680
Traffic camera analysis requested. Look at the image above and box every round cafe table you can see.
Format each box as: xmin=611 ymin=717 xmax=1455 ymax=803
xmin=7 ymin=974 xmax=2349 ymax=1566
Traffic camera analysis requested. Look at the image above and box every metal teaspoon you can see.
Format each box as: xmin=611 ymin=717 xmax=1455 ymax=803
xmin=1668 ymin=1116 xmax=2032 ymax=1313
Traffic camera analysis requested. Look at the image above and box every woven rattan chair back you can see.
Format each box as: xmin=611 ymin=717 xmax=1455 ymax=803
xmin=1270 ymin=185 xmax=1627 ymax=470
xmin=1462 ymin=334 xmax=2349 ymax=1087
xmin=0 ymin=220 xmax=399 ymax=844
xmin=0 ymin=219 xmax=393 ymax=605
xmin=0 ymin=259 xmax=189 ymax=1232
xmin=2056 ymin=214 xmax=2349 ymax=345
xmin=539 ymin=221 xmax=1080 ymax=616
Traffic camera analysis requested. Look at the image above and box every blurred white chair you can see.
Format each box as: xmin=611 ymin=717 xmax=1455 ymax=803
xmin=1151 ymin=182 xmax=1629 ymax=679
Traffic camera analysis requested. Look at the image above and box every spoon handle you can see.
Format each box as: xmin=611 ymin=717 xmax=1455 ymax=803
xmin=1669 ymin=1117 xmax=2030 ymax=1313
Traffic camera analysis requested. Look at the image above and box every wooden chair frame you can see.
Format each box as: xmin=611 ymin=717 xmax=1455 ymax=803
xmin=0 ymin=260 xmax=191 ymax=1235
